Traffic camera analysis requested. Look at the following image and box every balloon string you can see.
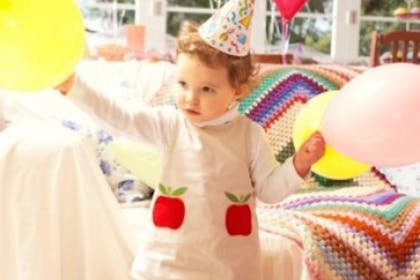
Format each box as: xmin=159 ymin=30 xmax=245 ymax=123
xmin=281 ymin=19 xmax=290 ymax=63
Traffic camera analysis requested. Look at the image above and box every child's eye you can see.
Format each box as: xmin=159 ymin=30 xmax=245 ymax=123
xmin=202 ymin=86 xmax=215 ymax=93
xmin=178 ymin=80 xmax=187 ymax=88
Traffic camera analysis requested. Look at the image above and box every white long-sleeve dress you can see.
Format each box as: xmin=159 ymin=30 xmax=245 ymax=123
xmin=68 ymin=76 xmax=304 ymax=280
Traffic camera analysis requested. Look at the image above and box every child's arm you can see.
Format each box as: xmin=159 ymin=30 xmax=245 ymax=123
xmin=55 ymin=73 xmax=176 ymax=151
xmin=250 ymin=127 xmax=325 ymax=204
xmin=293 ymin=131 xmax=325 ymax=178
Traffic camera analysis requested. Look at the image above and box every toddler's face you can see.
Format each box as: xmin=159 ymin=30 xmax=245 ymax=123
xmin=174 ymin=53 xmax=241 ymax=124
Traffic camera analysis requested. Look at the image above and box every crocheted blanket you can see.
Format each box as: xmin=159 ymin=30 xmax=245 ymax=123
xmin=238 ymin=64 xmax=392 ymax=188
xmin=257 ymin=186 xmax=420 ymax=280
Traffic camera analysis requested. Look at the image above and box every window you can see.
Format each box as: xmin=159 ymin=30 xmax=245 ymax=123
xmin=76 ymin=0 xmax=420 ymax=63
xmin=166 ymin=0 xmax=333 ymax=58
xmin=166 ymin=1 xmax=219 ymax=37
xmin=77 ymin=0 xmax=136 ymax=37
xmin=359 ymin=0 xmax=420 ymax=56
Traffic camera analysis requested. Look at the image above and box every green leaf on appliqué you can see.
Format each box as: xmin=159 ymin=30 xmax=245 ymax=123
xmin=159 ymin=183 xmax=187 ymax=197
xmin=225 ymin=192 xmax=239 ymax=203
xmin=158 ymin=183 xmax=168 ymax=195
xmin=226 ymin=192 xmax=252 ymax=203
xmin=172 ymin=187 xmax=187 ymax=196
xmin=241 ymin=193 xmax=252 ymax=203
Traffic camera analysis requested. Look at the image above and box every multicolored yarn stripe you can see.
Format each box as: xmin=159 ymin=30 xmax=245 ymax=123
xmin=239 ymin=65 xmax=392 ymax=188
xmin=257 ymin=186 xmax=420 ymax=280
xmin=239 ymin=67 xmax=339 ymax=126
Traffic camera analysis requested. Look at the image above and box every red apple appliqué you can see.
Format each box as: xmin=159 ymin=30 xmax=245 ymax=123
xmin=225 ymin=192 xmax=252 ymax=236
xmin=153 ymin=183 xmax=187 ymax=230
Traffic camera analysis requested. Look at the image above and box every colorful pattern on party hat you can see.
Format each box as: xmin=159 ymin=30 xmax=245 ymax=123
xmin=257 ymin=186 xmax=420 ymax=280
xmin=198 ymin=0 xmax=254 ymax=56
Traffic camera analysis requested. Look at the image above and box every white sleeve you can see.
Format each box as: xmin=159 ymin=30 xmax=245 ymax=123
xmin=67 ymin=74 xmax=176 ymax=151
xmin=0 ymin=93 xmax=29 ymax=131
xmin=250 ymin=124 xmax=304 ymax=204
xmin=0 ymin=93 xmax=6 ymax=131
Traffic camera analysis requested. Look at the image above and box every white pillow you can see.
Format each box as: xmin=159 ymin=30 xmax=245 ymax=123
xmin=111 ymin=138 xmax=162 ymax=189
xmin=378 ymin=164 xmax=420 ymax=197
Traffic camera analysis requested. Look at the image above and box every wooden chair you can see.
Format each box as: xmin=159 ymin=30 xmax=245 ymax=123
xmin=369 ymin=30 xmax=420 ymax=67
xmin=252 ymin=53 xmax=294 ymax=64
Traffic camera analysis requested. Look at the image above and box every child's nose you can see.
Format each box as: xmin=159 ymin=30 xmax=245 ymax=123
xmin=185 ymin=90 xmax=198 ymax=104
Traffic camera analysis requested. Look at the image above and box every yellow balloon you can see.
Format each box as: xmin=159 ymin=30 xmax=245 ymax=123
xmin=292 ymin=91 xmax=370 ymax=180
xmin=0 ymin=0 xmax=85 ymax=92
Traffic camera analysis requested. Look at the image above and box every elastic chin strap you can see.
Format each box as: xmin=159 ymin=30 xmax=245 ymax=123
xmin=227 ymin=101 xmax=239 ymax=111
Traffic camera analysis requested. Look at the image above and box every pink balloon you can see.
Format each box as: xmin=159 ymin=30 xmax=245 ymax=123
xmin=274 ymin=0 xmax=308 ymax=21
xmin=321 ymin=63 xmax=420 ymax=167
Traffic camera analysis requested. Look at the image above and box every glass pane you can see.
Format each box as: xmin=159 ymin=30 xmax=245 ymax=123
xmin=305 ymin=0 xmax=333 ymax=14
xmin=90 ymin=0 xmax=134 ymax=3
xmin=361 ymin=0 xmax=415 ymax=16
xmin=121 ymin=10 xmax=135 ymax=25
xmin=409 ymin=22 xmax=420 ymax=29
xmin=166 ymin=0 xmax=229 ymax=36
xmin=78 ymin=0 xmax=135 ymax=34
xmin=267 ymin=16 xmax=332 ymax=56
xmin=360 ymin=0 xmax=420 ymax=56
xmin=167 ymin=12 xmax=210 ymax=36
xmin=168 ymin=0 xmax=229 ymax=8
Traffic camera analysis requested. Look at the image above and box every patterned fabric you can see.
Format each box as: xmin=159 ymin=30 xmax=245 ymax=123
xmin=379 ymin=164 xmax=420 ymax=197
xmin=257 ymin=186 xmax=420 ymax=280
xmin=239 ymin=64 xmax=393 ymax=188
xmin=60 ymin=119 xmax=154 ymax=204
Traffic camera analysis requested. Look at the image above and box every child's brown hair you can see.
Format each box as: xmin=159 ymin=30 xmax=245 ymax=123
xmin=176 ymin=20 xmax=256 ymax=90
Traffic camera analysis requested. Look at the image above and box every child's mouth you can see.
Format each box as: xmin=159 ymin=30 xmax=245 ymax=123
xmin=184 ymin=108 xmax=200 ymax=116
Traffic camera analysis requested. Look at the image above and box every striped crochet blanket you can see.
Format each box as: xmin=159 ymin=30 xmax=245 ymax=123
xmin=257 ymin=186 xmax=420 ymax=280
xmin=238 ymin=64 xmax=392 ymax=188
xmin=239 ymin=65 xmax=415 ymax=278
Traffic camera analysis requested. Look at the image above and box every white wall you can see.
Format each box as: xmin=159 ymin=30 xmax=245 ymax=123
xmin=331 ymin=0 xmax=361 ymax=63
xmin=136 ymin=0 xmax=167 ymax=53
xmin=250 ymin=0 xmax=267 ymax=54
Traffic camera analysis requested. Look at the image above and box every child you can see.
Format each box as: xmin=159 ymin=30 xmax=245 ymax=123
xmin=60 ymin=0 xmax=325 ymax=279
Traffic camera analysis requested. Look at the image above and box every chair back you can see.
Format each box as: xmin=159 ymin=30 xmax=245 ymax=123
xmin=251 ymin=53 xmax=294 ymax=64
xmin=369 ymin=30 xmax=420 ymax=67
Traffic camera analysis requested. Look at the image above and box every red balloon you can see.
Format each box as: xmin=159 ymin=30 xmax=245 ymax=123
xmin=274 ymin=0 xmax=307 ymax=21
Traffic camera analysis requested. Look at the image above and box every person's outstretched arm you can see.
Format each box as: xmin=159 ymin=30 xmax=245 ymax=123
xmin=56 ymin=73 xmax=176 ymax=151
xmin=251 ymin=126 xmax=325 ymax=204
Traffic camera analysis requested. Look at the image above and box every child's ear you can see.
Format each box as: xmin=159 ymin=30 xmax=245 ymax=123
xmin=235 ymin=83 xmax=250 ymax=101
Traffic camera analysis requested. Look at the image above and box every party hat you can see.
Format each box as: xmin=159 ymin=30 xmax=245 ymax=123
xmin=198 ymin=0 xmax=255 ymax=57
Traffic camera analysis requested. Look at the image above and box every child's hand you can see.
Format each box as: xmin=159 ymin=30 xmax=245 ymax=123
xmin=293 ymin=131 xmax=326 ymax=178
xmin=56 ymin=73 xmax=75 ymax=95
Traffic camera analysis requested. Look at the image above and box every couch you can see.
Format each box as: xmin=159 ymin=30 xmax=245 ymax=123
xmin=0 ymin=60 xmax=418 ymax=280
